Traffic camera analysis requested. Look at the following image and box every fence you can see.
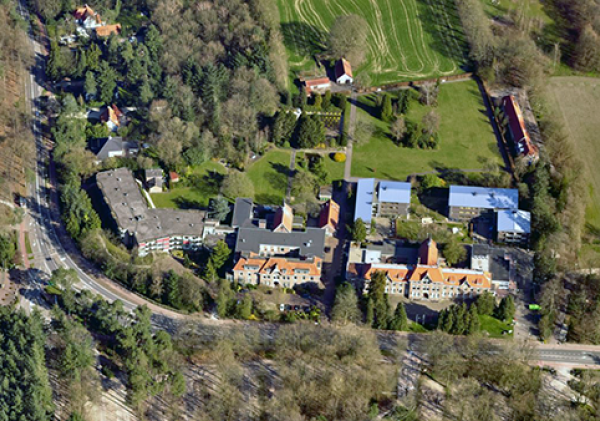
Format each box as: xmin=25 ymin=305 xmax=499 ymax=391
xmin=356 ymin=72 xmax=474 ymax=94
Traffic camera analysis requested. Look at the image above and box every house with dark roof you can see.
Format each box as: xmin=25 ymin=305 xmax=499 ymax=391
xmin=145 ymin=168 xmax=163 ymax=193
xmin=96 ymin=168 xmax=206 ymax=256
xmin=471 ymin=244 xmax=514 ymax=291
xmin=232 ymin=198 xmax=255 ymax=229
xmin=354 ymin=178 xmax=411 ymax=223
xmin=335 ymin=58 xmax=353 ymax=85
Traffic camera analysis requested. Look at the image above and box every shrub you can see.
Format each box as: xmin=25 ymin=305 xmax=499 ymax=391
xmin=332 ymin=152 xmax=346 ymax=163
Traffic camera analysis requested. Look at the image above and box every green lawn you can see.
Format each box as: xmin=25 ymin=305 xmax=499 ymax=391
xmin=322 ymin=154 xmax=345 ymax=183
xmin=151 ymin=161 xmax=227 ymax=209
xmin=479 ymin=314 xmax=513 ymax=338
xmin=480 ymin=0 xmax=551 ymax=24
xmin=277 ymin=0 xmax=467 ymax=85
xmin=247 ymin=149 xmax=292 ymax=205
xmin=351 ymin=80 xmax=502 ymax=180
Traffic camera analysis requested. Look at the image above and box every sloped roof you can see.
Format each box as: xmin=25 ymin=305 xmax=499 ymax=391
xmin=96 ymin=24 xmax=121 ymax=37
xmin=74 ymin=4 xmax=96 ymax=20
xmin=273 ymin=203 xmax=293 ymax=232
xmin=92 ymin=136 xmax=123 ymax=160
xmin=319 ymin=199 xmax=340 ymax=231
xmin=378 ymin=180 xmax=411 ymax=204
xmin=497 ymin=209 xmax=531 ymax=234
xmin=335 ymin=58 xmax=353 ymax=79
xmin=235 ymin=227 xmax=326 ymax=259
xmin=449 ymin=185 xmax=518 ymax=210
xmin=418 ymin=238 xmax=438 ymax=266
xmin=355 ymin=178 xmax=375 ymax=223
xmin=503 ymin=96 xmax=538 ymax=158
xmin=232 ymin=198 xmax=254 ymax=229
xmin=233 ymin=256 xmax=322 ymax=277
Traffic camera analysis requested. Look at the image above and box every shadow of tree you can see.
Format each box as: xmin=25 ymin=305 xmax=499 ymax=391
xmin=281 ymin=22 xmax=328 ymax=59
xmin=415 ymin=0 xmax=470 ymax=69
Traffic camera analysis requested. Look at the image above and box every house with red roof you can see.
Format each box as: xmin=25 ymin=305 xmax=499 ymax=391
xmin=303 ymin=77 xmax=331 ymax=96
xmin=335 ymin=58 xmax=353 ymax=85
xmin=502 ymin=95 xmax=538 ymax=163
xmin=74 ymin=4 xmax=102 ymax=29
xmin=318 ymin=199 xmax=340 ymax=237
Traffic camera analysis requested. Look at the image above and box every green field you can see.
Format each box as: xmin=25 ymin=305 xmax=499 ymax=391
xmin=351 ymin=80 xmax=502 ymax=180
xmin=277 ymin=0 xmax=467 ymax=85
xmin=247 ymin=149 xmax=292 ymax=205
xmin=151 ymin=161 xmax=226 ymax=209
xmin=547 ymin=77 xmax=600 ymax=233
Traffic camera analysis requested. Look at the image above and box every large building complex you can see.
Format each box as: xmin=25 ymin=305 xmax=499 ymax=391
xmin=96 ymin=168 xmax=206 ymax=256
xmin=347 ymin=238 xmax=492 ymax=300
xmin=448 ymin=185 xmax=519 ymax=221
xmin=354 ymin=178 xmax=411 ymax=223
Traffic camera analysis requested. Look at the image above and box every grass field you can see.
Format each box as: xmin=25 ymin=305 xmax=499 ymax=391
xmin=151 ymin=162 xmax=226 ymax=209
xmin=479 ymin=314 xmax=513 ymax=338
xmin=277 ymin=0 xmax=467 ymax=85
xmin=351 ymin=80 xmax=502 ymax=180
xmin=247 ymin=149 xmax=292 ymax=205
xmin=547 ymin=77 xmax=600 ymax=233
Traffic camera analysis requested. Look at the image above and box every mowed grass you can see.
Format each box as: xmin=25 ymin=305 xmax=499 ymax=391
xmin=277 ymin=0 xmax=467 ymax=85
xmin=479 ymin=314 xmax=513 ymax=338
xmin=351 ymin=80 xmax=502 ymax=180
xmin=151 ymin=161 xmax=226 ymax=209
xmin=247 ymin=149 xmax=292 ymax=205
xmin=480 ymin=0 xmax=551 ymax=24
xmin=547 ymin=77 xmax=600 ymax=233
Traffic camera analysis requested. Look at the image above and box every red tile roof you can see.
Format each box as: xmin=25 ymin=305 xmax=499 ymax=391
xmin=335 ymin=58 xmax=353 ymax=79
xmin=319 ymin=199 xmax=340 ymax=232
xmin=418 ymin=238 xmax=438 ymax=266
xmin=273 ymin=203 xmax=293 ymax=233
xmin=96 ymin=24 xmax=121 ymax=37
xmin=74 ymin=4 xmax=96 ymax=20
xmin=502 ymin=95 xmax=537 ymax=158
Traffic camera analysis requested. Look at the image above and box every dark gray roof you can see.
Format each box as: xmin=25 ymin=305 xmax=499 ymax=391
xmin=97 ymin=168 xmax=205 ymax=243
xmin=471 ymin=244 xmax=511 ymax=282
xmin=232 ymin=198 xmax=254 ymax=228
xmin=91 ymin=137 xmax=128 ymax=160
xmin=235 ymin=227 xmax=326 ymax=259
xmin=145 ymin=168 xmax=163 ymax=179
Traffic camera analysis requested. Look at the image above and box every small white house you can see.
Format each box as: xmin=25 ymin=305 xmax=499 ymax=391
xmin=335 ymin=58 xmax=353 ymax=85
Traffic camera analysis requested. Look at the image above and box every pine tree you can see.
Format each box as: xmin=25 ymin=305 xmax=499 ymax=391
xmin=314 ymin=93 xmax=322 ymax=109
xmin=466 ymin=305 xmax=480 ymax=335
xmin=272 ymin=111 xmax=297 ymax=146
xmin=323 ymin=90 xmax=332 ymax=109
xmin=442 ymin=309 xmax=454 ymax=332
xmin=331 ymin=283 xmax=361 ymax=325
xmin=210 ymin=240 xmax=231 ymax=271
xmin=84 ymin=71 xmax=97 ymax=99
xmin=236 ymin=295 xmax=253 ymax=320
xmin=74 ymin=50 xmax=87 ymax=78
xmin=47 ymin=41 xmax=64 ymax=81
xmin=97 ymin=61 xmax=117 ymax=104
xmin=352 ymin=218 xmax=367 ymax=243
xmin=389 ymin=302 xmax=408 ymax=331
xmin=496 ymin=295 xmax=515 ymax=322
xmin=216 ymin=280 xmax=231 ymax=318
xmin=476 ymin=291 xmax=495 ymax=316
xmin=139 ymin=80 xmax=154 ymax=105
xmin=380 ymin=94 xmax=393 ymax=122
xmin=365 ymin=297 xmax=374 ymax=326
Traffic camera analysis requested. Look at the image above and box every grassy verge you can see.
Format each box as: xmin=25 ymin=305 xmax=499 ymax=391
xmin=479 ymin=314 xmax=513 ymax=338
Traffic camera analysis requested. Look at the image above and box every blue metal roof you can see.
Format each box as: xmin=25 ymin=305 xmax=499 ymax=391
xmin=497 ymin=210 xmax=531 ymax=234
xmin=378 ymin=181 xmax=411 ymax=204
xmin=355 ymin=178 xmax=375 ymax=223
xmin=449 ymin=185 xmax=518 ymax=210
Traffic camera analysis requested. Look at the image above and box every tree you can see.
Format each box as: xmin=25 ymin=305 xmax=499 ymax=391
xmin=291 ymin=171 xmax=318 ymax=203
xmin=352 ymin=218 xmax=367 ymax=243
xmin=422 ymin=110 xmax=441 ymax=135
xmin=323 ymin=90 xmax=332 ymax=109
xmin=419 ymin=82 xmax=439 ymax=106
xmin=421 ymin=173 xmax=443 ymax=190
xmin=216 ymin=279 xmax=232 ymax=318
xmin=331 ymin=283 xmax=361 ymax=325
xmin=0 ymin=234 xmax=16 ymax=268
xmin=221 ymin=171 xmax=255 ymax=199
xmin=476 ymin=291 xmax=495 ymax=316
xmin=380 ymin=94 xmax=393 ymax=122
xmin=496 ymin=295 xmax=515 ymax=322
xmin=365 ymin=297 xmax=374 ymax=326
xmin=210 ymin=240 xmax=231 ymax=271
xmin=209 ymin=196 xmax=230 ymax=222
xmin=390 ymin=116 xmax=407 ymax=145
xmin=328 ymin=15 xmax=369 ymax=65
xmin=389 ymin=302 xmax=408 ymax=331
xmin=97 ymin=61 xmax=117 ymax=104
xmin=296 ymin=114 xmax=325 ymax=148
xmin=442 ymin=239 xmax=466 ymax=266
xmin=368 ymin=271 xmax=391 ymax=329
xmin=314 ymin=94 xmax=322 ymax=109
xmin=466 ymin=305 xmax=480 ymax=335
xmin=47 ymin=40 xmax=64 ymax=81
xmin=84 ymin=71 xmax=97 ymax=100
xmin=272 ymin=111 xmax=297 ymax=146
xmin=236 ymin=295 xmax=253 ymax=320
xmin=67 ymin=412 xmax=85 ymax=421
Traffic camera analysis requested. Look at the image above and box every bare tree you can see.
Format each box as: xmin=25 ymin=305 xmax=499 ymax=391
xmin=391 ymin=116 xmax=407 ymax=145
xmin=422 ymin=110 xmax=441 ymax=135
xmin=328 ymin=14 xmax=369 ymax=65
xmin=419 ymin=82 xmax=439 ymax=106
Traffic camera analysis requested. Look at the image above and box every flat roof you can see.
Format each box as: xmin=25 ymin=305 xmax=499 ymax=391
xmin=449 ymin=185 xmax=518 ymax=210
xmin=235 ymin=227 xmax=326 ymax=259
xmin=354 ymin=178 xmax=375 ymax=223
xmin=497 ymin=209 xmax=531 ymax=234
xmin=378 ymin=180 xmax=411 ymax=204
xmin=97 ymin=168 xmax=205 ymax=243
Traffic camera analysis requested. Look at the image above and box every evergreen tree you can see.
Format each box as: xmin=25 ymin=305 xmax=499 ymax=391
xmin=389 ymin=302 xmax=408 ymax=331
xmin=210 ymin=240 xmax=231 ymax=271
xmin=209 ymin=196 xmax=230 ymax=222
xmin=437 ymin=309 xmax=447 ymax=330
xmin=216 ymin=279 xmax=232 ymax=318
xmin=442 ymin=308 xmax=454 ymax=332
xmin=476 ymin=291 xmax=495 ymax=316
xmin=272 ymin=111 xmax=297 ymax=146
xmin=139 ymin=80 xmax=154 ymax=105
xmin=323 ymin=90 xmax=332 ymax=109
xmin=331 ymin=283 xmax=361 ymax=325
xmin=162 ymin=271 xmax=182 ymax=309
xmin=466 ymin=305 xmax=480 ymax=335
xmin=452 ymin=303 xmax=467 ymax=335
xmin=380 ymin=94 xmax=393 ymax=122
xmin=74 ymin=49 xmax=87 ymax=78
xmin=496 ymin=295 xmax=516 ymax=321
xmin=86 ymin=43 xmax=102 ymax=71
xmin=369 ymin=271 xmax=391 ymax=329
xmin=236 ymin=295 xmax=253 ymax=320
xmin=296 ymin=114 xmax=325 ymax=148
xmin=84 ymin=71 xmax=97 ymax=99
xmin=47 ymin=40 xmax=64 ymax=81
xmin=314 ymin=94 xmax=322 ymax=109
xmin=365 ymin=296 xmax=374 ymax=326
xmin=97 ymin=61 xmax=117 ymax=104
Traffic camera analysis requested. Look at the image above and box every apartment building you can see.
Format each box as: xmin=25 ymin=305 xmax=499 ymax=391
xmin=354 ymin=178 xmax=411 ymax=223
xmin=448 ymin=185 xmax=519 ymax=221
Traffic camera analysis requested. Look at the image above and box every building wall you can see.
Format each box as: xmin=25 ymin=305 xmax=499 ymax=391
xmin=497 ymin=231 xmax=529 ymax=245
xmin=337 ymin=75 xmax=353 ymax=85
xmin=233 ymin=269 xmax=319 ymax=288
xmin=379 ymin=202 xmax=409 ymax=218
xmin=448 ymin=206 xmax=493 ymax=221
xmin=137 ymin=234 xmax=202 ymax=256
